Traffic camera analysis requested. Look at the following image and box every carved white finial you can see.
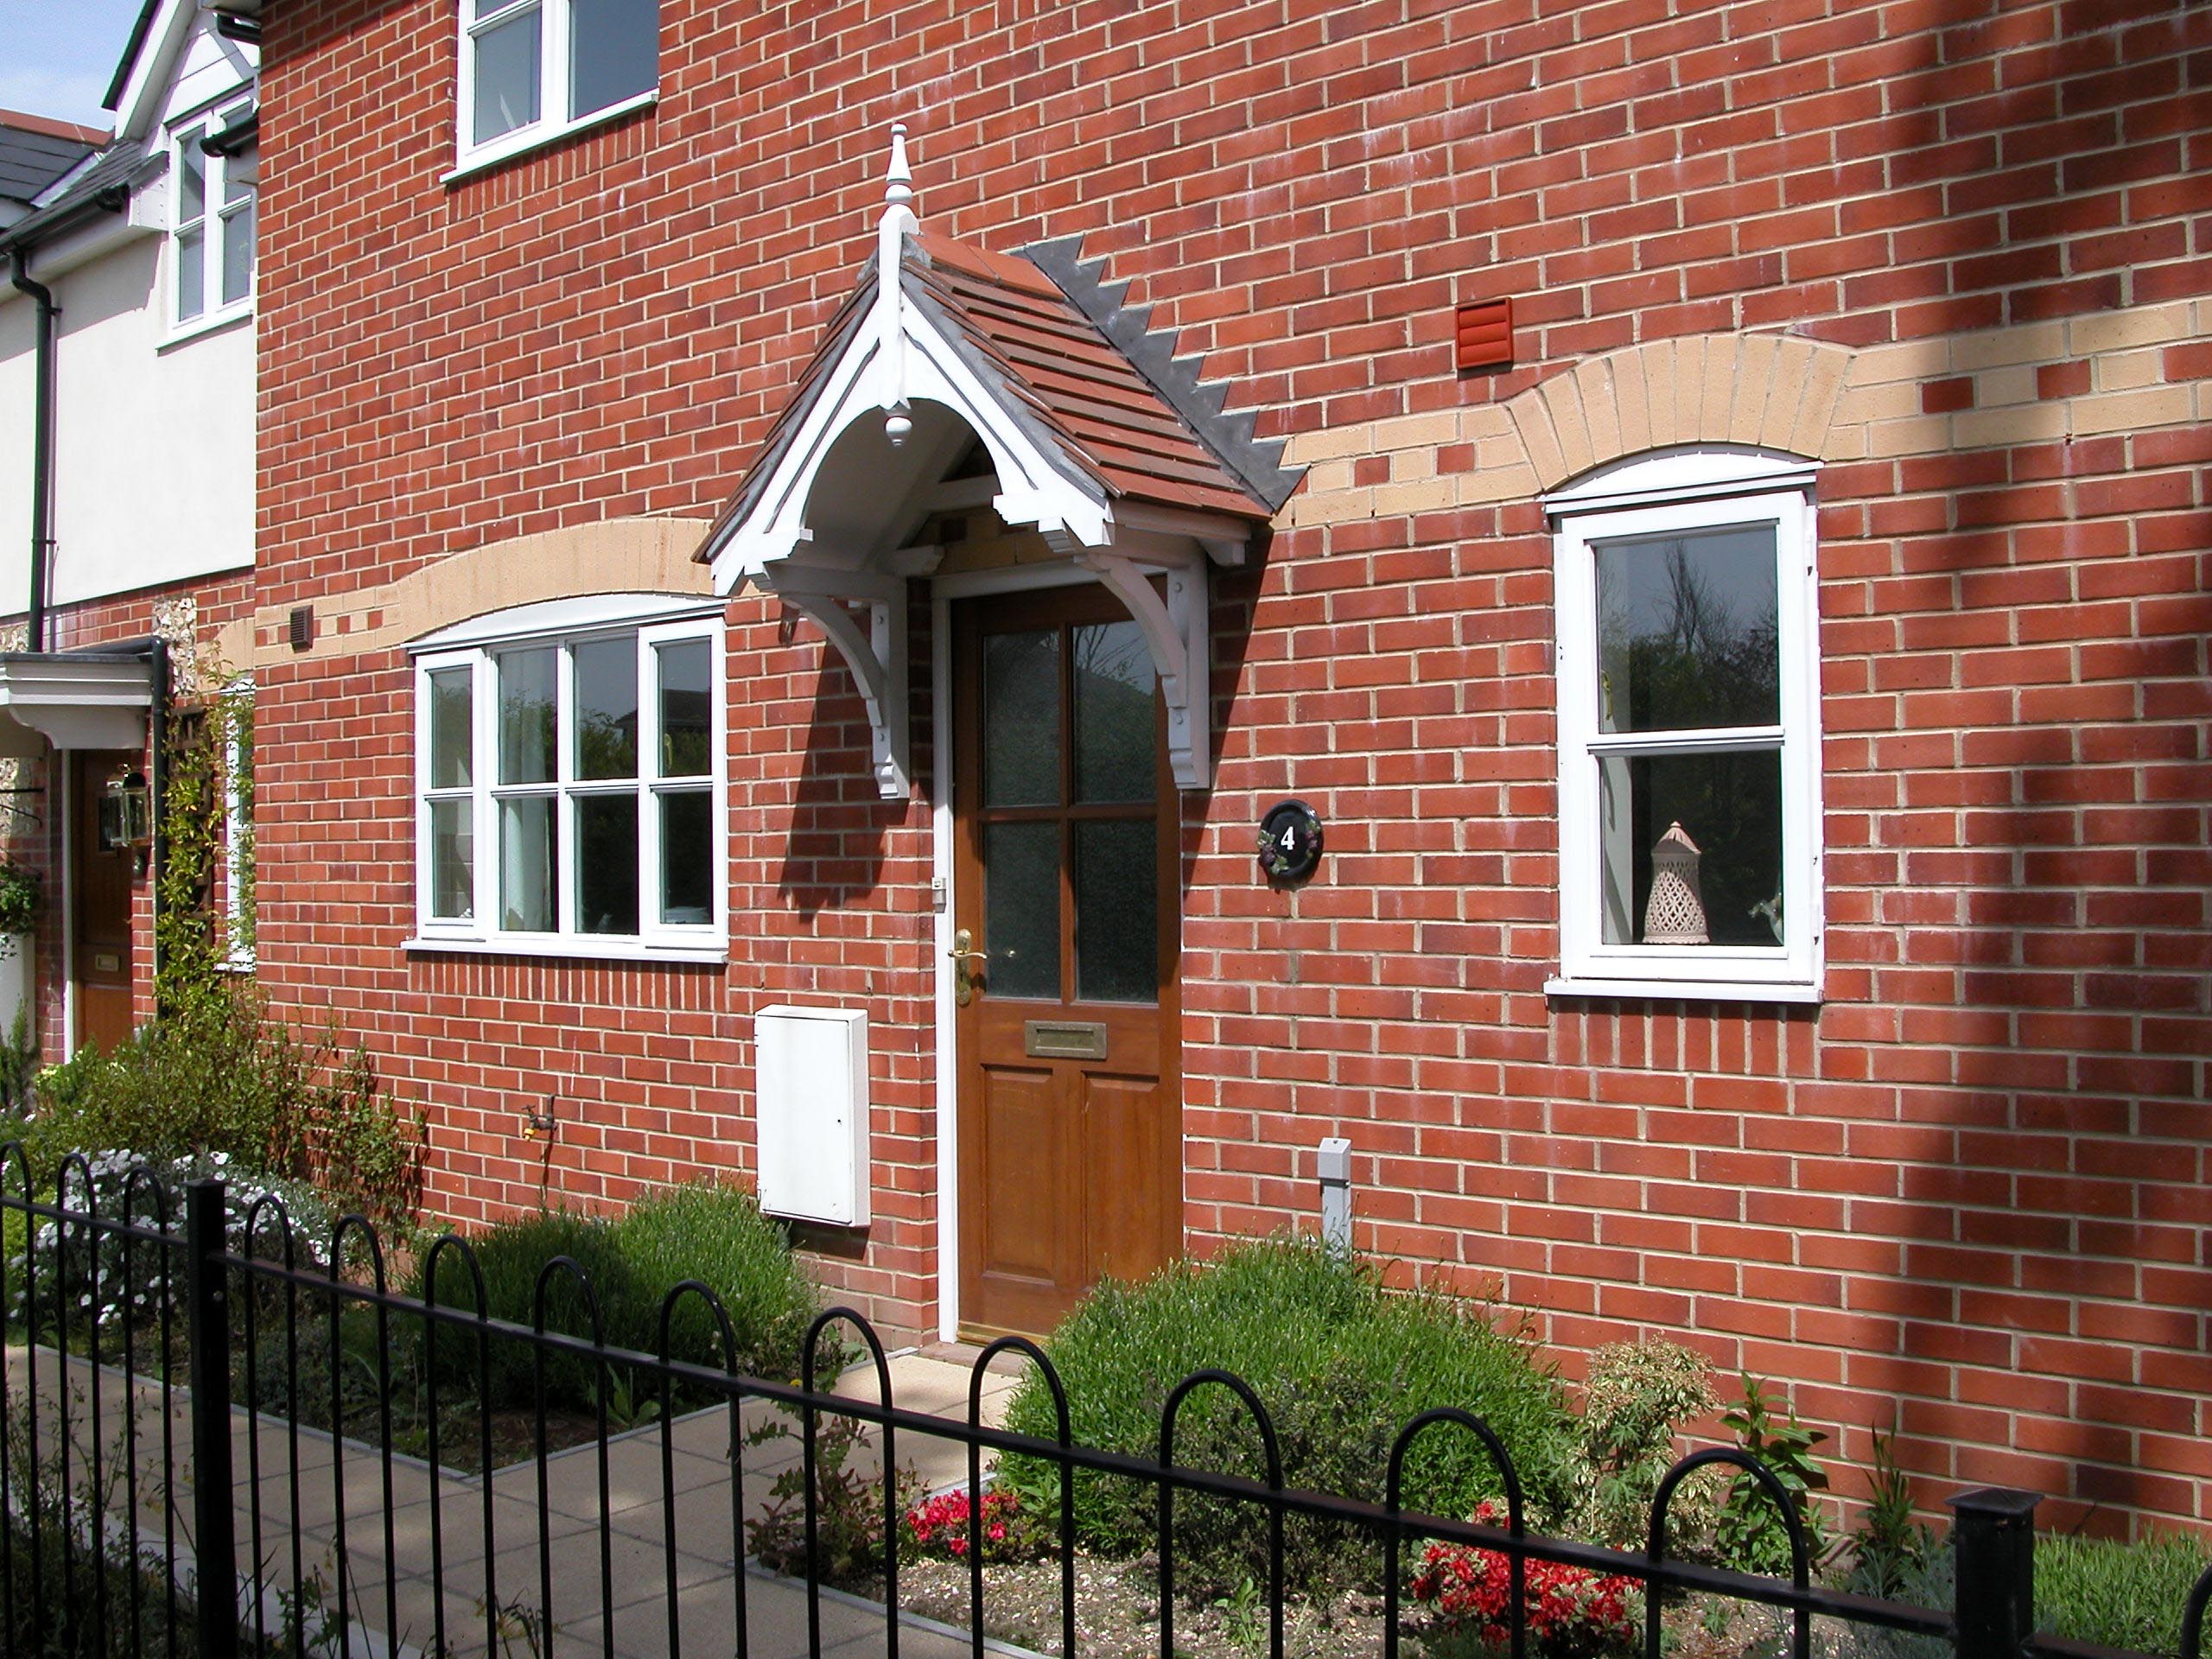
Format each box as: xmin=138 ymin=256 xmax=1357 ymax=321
xmin=885 ymin=122 xmax=912 ymax=212
xmin=877 ymin=121 xmax=920 ymax=448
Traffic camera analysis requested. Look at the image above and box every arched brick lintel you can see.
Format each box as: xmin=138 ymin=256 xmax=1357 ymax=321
xmin=228 ymin=516 xmax=717 ymax=668
xmin=1505 ymin=334 xmax=1860 ymax=493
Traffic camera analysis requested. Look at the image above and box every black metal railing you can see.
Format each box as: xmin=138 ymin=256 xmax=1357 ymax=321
xmin=2 ymin=1154 xmax=2206 ymax=1659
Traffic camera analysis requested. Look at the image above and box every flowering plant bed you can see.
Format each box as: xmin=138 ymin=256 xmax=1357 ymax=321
xmin=1408 ymin=1503 xmax=1642 ymax=1659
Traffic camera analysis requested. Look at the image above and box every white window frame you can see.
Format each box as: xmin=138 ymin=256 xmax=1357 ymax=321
xmin=1547 ymin=448 xmax=1824 ymax=1003
xmin=167 ymin=99 xmax=256 ymax=340
xmin=450 ymin=0 xmax=660 ymax=181
xmin=408 ymin=598 xmax=725 ymax=963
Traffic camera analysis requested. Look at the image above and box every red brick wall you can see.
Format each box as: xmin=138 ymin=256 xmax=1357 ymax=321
xmin=256 ymin=0 xmax=2211 ymax=1532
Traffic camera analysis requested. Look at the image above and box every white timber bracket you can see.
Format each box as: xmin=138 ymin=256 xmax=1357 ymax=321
xmin=759 ymin=563 xmax=911 ymax=799
xmin=1068 ymin=538 xmax=1211 ymax=791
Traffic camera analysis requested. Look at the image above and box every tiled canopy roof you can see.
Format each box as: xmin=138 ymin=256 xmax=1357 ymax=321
xmin=704 ymin=230 xmax=1295 ymax=549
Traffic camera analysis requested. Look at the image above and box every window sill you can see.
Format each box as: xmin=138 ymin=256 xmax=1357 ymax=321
xmin=404 ymin=933 xmax=726 ymax=966
xmin=159 ymin=302 xmax=252 ymax=352
xmin=444 ymin=91 xmax=658 ymax=186
xmin=1545 ymin=975 xmax=1822 ymax=1006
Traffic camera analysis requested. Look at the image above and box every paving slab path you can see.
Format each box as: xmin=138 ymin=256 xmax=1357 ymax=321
xmin=5 ymin=1342 xmax=1029 ymax=1659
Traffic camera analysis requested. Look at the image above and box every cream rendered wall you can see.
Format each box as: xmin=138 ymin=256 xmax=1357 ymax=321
xmin=0 ymin=232 xmax=253 ymax=615
xmin=0 ymin=1 xmax=254 ymax=620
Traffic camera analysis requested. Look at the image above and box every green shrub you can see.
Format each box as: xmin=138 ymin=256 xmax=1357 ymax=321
xmin=1568 ymin=1338 xmax=1720 ymax=1554
xmin=1715 ymin=1373 xmax=1834 ymax=1577
xmin=7 ymin=986 xmax=423 ymax=1222
xmin=998 ymin=1236 xmax=1574 ymax=1597
xmin=2037 ymin=1530 xmax=2210 ymax=1657
xmin=404 ymin=1183 xmax=823 ymax=1418
xmin=407 ymin=1210 xmax=646 ymax=1412
xmin=610 ymin=1181 xmax=817 ymax=1381
xmin=1840 ymin=1431 xmax=1936 ymax=1599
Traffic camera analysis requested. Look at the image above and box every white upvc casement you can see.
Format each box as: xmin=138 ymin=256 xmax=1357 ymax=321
xmin=168 ymin=98 xmax=256 ymax=339
xmin=1548 ymin=449 xmax=1825 ymax=1003
xmin=451 ymin=0 xmax=660 ymax=181
xmin=409 ymin=600 xmax=725 ymax=963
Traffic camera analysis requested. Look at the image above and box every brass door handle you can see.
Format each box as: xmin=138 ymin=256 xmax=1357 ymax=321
xmin=949 ymin=929 xmax=987 ymax=1007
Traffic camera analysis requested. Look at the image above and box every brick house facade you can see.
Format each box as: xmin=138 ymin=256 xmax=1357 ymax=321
xmin=240 ymin=0 xmax=2212 ymax=1535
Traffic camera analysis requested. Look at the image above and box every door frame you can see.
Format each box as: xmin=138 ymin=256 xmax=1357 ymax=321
xmin=928 ymin=561 xmax=1141 ymax=1341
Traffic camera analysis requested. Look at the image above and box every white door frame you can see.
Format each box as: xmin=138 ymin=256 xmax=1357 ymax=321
xmin=927 ymin=560 xmax=1109 ymax=1343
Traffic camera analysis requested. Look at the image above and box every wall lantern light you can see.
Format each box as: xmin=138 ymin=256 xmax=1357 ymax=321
xmin=100 ymin=768 xmax=152 ymax=855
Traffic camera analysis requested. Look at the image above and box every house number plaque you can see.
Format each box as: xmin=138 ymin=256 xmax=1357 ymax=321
xmin=1256 ymin=798 xmax=1324 ymax=883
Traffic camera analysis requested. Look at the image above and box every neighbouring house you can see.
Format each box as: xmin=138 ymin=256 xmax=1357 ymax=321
xmin=0 ymin=0 xmax=261 ymax=1057
xmin=69 ymin=0 xmax=2212 ymax=1536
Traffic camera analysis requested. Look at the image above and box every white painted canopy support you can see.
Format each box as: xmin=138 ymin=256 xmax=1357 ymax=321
xmin=1068 ymin=538 xmax=1211 ymax=791
xmin=759 ymin=564 xmax=910 ymax=799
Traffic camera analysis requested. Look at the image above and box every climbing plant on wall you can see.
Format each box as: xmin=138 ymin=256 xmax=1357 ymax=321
xmin=155 ymin=681 xmax=252 ymax=1014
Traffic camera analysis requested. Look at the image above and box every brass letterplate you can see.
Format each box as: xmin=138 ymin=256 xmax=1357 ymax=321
xmin=93 ymin=952 xmax=123 ymax=974
xmin=1024 ymin=1020 xmax=1108 ymax=1060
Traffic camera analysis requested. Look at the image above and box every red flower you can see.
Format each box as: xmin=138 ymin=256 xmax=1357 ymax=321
xmin=1408 ymin=1503 xmax=1640 ymax=1658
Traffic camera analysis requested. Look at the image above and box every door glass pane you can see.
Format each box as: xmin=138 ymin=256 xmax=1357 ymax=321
xmin=983 ymin=629 xmax=1059 ymax=807
xmin=177 ymin=227 xmax=205 ymax=321
xmin=660 ymin=788 xmax=711 ymax=925
xmin=1075 ymin=819 xmax=1157 ymax=1002
xmin=575 ymin=638 xmax=638 ymax=779
xmin=1598 ymin=749 xmax=1783 ymax=947
xmin=499 ymin=797 xmax=557 ymax=931
xmin=657 ymin=639 xmax=711 ymax=777
xmin=429 ymin=799 xmax=474 ymax=919
xmin=473 ymin=6 xmax=542 ymax=143
xmin=1073 ymin=620 xmax=1154 ymax=803
xmin=575 ymin=796 xmax=639 ymax=933
xmin=984 ymin=821 xmax=1058 ymax=999
xmin=570 ymin=0 xmax=658 ymax=118
xmin=219 ymin=197 xmax=253 ymax=305
xmin=428 ymin=668 xmax=473 ymax=788
xmin=1595 ymin=525 xmax=1779 ymax=734
xmin=498 ymin=647 xmax=556 ymax=784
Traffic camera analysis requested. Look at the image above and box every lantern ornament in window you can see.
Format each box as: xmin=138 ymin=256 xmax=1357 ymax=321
xmin=1643 ymin=821 xmax=1708 ymax=944
xmin=100 ymin=768 xmax=153 ymax=855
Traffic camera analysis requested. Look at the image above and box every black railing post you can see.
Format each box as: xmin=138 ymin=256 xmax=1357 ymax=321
xmin=186 ymin=1178 xmax=239 ymax=1659
xmin=1948 ymin=1487 xmax=2039 ymax=1659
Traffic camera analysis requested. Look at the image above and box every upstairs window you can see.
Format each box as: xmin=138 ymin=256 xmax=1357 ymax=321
xmin=411 ymin=597 xmax=722 ymax=959
xmin=169 ymin=104 xmax=256 ymax=332
xmin=1548 ymin=448 xmax=1824 ymax=1002
xmin=459 ymin=0 xmax=659 ymax=170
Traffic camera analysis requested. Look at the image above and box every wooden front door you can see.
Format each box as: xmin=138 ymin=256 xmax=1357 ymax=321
xmin=952 ymin=585 xmax=1182 ymax=1338
xmin=72 ymin=751 xmax=136 ymax=1052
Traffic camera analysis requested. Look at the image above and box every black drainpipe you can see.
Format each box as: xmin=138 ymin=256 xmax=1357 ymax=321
xmin=8 ymin=249 xmax=54 ymax=654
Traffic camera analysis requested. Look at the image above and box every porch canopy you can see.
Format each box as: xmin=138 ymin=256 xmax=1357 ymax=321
xmin=0 ymin=652 xmax=152 ymax=756
xmin=696 ymin=127 xmax=1298 ymax=796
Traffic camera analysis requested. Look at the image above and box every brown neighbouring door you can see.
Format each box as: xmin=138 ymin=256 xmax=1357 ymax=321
xmin=952 ymin=584 xmax=1182 ymax=1338
xmin=73 ymin=751 xmax=136 ymax=1053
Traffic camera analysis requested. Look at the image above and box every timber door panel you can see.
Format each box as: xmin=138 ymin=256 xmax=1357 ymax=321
xmin=953 ymin=586 xmax=1182 ymax=1338
xmin=72 ymin=751 xmax=136 ymax=1052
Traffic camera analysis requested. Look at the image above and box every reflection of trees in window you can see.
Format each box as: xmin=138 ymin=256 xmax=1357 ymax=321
xmin=1598 ymin=531 xmax=1779 ymax=733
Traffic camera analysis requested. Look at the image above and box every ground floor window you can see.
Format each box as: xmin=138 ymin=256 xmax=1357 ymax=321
xmin=1548 ymin=448 xmax=1823 ymax=1001
xmin=410 ymin=597 xmax=722 ymax=958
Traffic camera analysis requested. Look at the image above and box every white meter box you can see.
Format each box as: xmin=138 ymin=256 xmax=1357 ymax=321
xmin=754 ymin=1005 xmax=871 ymax=1227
